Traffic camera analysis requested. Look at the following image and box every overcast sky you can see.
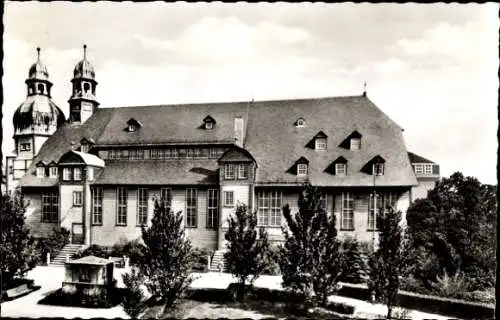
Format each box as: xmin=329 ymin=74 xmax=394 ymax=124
xmin=2 ymin=2 xmax=498 ymax=184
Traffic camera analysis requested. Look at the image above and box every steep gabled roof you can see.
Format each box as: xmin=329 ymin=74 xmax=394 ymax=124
xmin=408 ymin=152 xmax=436 ymax=164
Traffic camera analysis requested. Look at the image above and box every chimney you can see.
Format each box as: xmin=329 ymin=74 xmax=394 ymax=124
xmin=234 ymin=117 xmax=244 ymax=148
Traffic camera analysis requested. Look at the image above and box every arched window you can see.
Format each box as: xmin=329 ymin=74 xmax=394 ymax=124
xmin=37 ymin=83 xmax=44 ymax=94
xmin=83 ymin=82 xmax=90 ymax=93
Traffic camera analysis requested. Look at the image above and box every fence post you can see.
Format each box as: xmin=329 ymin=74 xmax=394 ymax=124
xmin=46 ymin=252 xmax=51 ymax=265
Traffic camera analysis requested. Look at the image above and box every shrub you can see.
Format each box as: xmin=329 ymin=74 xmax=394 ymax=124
xmin=464 ymin=289 xmax=496 ymax=304
xmin=36 ymin=227 xmax=70 ymax=263
xmin=191 ymin=248 xmax=212 ymax=272
xmin=111 ymin=238 xmax=147 ymax=265
xmin=72 ymin=244 xmax=109 ymax=260
xmin=122 ymin=267 xmax=146 ymax=318
xmin=430 ymin=270 xmax=470 ymax=299
xmin=400 ymin=276 xmax=430 ymax=295
xmin=340 ymin=237 xmax=367 ymax=284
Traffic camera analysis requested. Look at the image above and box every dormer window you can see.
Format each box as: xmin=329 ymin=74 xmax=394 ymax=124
xmin=315 ymin=138 xmax=327 ymax=151
xmin=81 ymin=143 xmax=89 ymax=153
xmin=335 ymin=163 xmax=346 ymax=175
xmin=37 ymin=167 xmax=45 ymax=178
xmin=350 ymin=138 xmax=361 ymax=150
xmin=126 ymin=118 xmax=142 ymax=132
xmin=297 ymin=163 xmax=308 ymax=176
xmin=373 ymin=163 xmax=384 ymax=176
xmin=49 ymin=167 xmax=58 ymax=178
xmin=295 ymin=118 xmax=306 ymax=127
xmin=203 ymin=115 xmax=216 ymax=130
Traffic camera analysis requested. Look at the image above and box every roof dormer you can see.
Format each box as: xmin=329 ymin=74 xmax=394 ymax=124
xmin=361 ymin=155 xmax=386 ymax=175
xmin=287 ymin=156 xmax=309 ymax=178
xmin=80 ymin=137 xmax=95 ymax=153
xmin=126 ymin=118 xmax=142 ymax=132
xmin=202 ymin=115 xmax=216 ymax=130
xmin=294 ymin=117 xmax=306 ymax=128
xmin=325 ymin=156 xmax=348 ymax=175
xmin=339 ymin=130 xmax=363 ymax=150
xmin=305 ymin=131 xmax=328 ymax=151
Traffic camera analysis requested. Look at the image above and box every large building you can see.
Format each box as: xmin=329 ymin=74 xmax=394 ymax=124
xmin=5 ymin=46 xmax=440 ymax=251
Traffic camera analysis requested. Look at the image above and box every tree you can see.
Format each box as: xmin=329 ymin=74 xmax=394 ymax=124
xmin=279 ymin=184 xmax=345 ymax=308
xmin=140 ymin=199 xmax=194 ymax=310
xmin=1 ymin=191 xmax=39 ymax=287
xmin=122 ymin=266 xmax=146 ymax=318
xmin=340 ymin=237 xmax=367 ymax=284
xmin=368 ymin=207 xmax=410 ymax=319
xmin=406 ymin=172 xmax=497 ymax=290
xmin=224 ymin=204 xmax=272 ymax=301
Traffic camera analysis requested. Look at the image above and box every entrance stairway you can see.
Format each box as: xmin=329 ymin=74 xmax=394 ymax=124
xmin=50 ymin=244 xmax=86 ymax=266
xmin=208 ymin=250 xmax=228 ymax=272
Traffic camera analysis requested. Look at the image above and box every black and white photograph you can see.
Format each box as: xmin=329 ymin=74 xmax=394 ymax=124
xmin=1 ymin=2 xmax=497 ymax=319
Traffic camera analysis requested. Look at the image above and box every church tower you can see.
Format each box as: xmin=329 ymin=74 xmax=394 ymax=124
xmin=7 ymin=47 xmax=66 ymax=191
xmin=68 ymin=45 xmax=99 ymax=124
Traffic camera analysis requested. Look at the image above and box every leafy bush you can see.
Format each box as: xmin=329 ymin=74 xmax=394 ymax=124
xmin=111 ymin=238 xmax=147 ymax=265
xmin=72 ymin=244 xmax=109 ymax=260
xmin=463 ymin=289 xmax=496 ymax=304
xmin=430 ymin=270 xmax=470 ymax=299
xmin=339 ymin=237 xmax=367 ymax=284
xmin=191 ymin=248 xmax=212 ymax=272
xmin=36 ymin=227 xmax=70 ymax=264
xmin=122 ymin=267 xmax=146 ymax=318
xmin=325 ymin=301 xmax=355 ymax=315
xmin=261 ymin=245 xmax=280 ymax=275
xmin=400 ymin=276 xmax=430 ymax=295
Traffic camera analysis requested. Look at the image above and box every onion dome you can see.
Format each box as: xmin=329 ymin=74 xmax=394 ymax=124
xmin=13 ymin=95 xmax=66 ymax=131
xmin=73 ymin=44 xmax=95 ymax=79
xmin=28 ymin=47 xmax=49 ymax=81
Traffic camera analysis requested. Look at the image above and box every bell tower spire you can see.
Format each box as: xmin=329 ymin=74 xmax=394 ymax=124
xmin=68 ymin=44 xmax=99 ymax=124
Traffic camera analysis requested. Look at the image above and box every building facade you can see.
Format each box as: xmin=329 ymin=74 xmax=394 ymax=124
xmin=7 ymin=46 xmax=439 ymax=251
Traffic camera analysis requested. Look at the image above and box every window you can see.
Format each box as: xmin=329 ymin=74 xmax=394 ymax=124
xmin=137 ymin=188 xmax=148 ymax=226
xmin=414 ymin=164 xmax=423 ymax=174
xmin=63 ymin=168 xmax=71 ymax=181
xmin=350 ymin=138 xmax=361 ymax=150
xmin=238 ymin=164 xmax=248 ymax=179
xmin=297 ymin=163 xmax=308 ymax=176
xmin=320 ymin=193 xmax=328 ymax=211
xmin=257 ymin=190 xmax=282 ymax=226
xmin=424 ymin=164 xmax=433 ymax=174
xmin=210 ymin=148 xmax=224 ymax=159
xmin=20 ymin=143 xmax=31 ymax=151
xmin=341 ymin=192 xmax=354 ymax=230
xmin=186 ymin=189 xmax=198 ymax=228
xmin=205 ymin=121 xmax=213 ymax=130
xmin=71 ymin=107 xmax=81 ymax=123
xmin=160 ymin=188 xmax=172 ymax=212
xmin=335 ymin=163 xmax=346 ymax=175
xmin=91 ymin=187 xmax=103 ymax=225
xmin=73 ymin=191 xmax=83 ymax=206
xmin=41 ymin=192 xmax=58 ymax=223
xmin=224 ymin=191 xmax=234 ymax=207
xmin=373 ymin=163 xmax=384 ymax=176
xmin=315 ymin=138 xmax=327 ymax=150
xmin=368 ymin=193 xmax=379 ymax=230
xmin=37 ymin=167 xmax=45 ymax=178
xmin=116 ymin=187 xmax=128 ymax=226
xmin=368 ymin=192 xmax=397 ymax=230
xmin=225 ymin=164 xmax=235 ymax=179
xmin=81 ymin=144 xmax=89 ymax=153
xmin=49 ymin=167 xmax=58 ymax=178
xmin=128 ymin=124 xmax=137 ymax=132
xmin=296 ymin=118 xmax=305 ymax=127
xmin=207 ymin=189 xmax=219 ymax=229
xmin=87 ymin=167 xmax=94 ymax=181
xmin=73 ymin=167 xmax=82 ymax=180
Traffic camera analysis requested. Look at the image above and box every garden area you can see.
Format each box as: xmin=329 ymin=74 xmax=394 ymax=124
xmin=1 ymin=172 xmax=496 ymax=319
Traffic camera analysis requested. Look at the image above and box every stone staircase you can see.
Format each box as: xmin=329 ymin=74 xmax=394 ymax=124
xmin=50 ymin=244 xmax=86 ymax=266
xmin=208 ymin=250 xmax=228 ymax=272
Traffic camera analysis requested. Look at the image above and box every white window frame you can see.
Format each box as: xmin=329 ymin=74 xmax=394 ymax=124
xmin=128 ymin=124 xmax=136 ymax=132
xmin=341 ymin=192 xmax=354 ymax=230
xmin=368 ymin=193 xmax=379 ymax=230
xmin=49 ymin=167 xmax=58 ymax=178
xmin=297 ymin=163 xmax=308 ymax=176
xmin=81 ymin=144 xmax=89 ymax=153
xmin=350 ymin=138 xmax=361 ymax=150
xmin=73 ymin=191 xmax=83 ymax=206
xmin=296 ymin=119 xmax=305 ymax=127
xmin=225 ymin=164 xmax=235 ymax=180
xmin=186 ymin=188 xmax=198 ymax=228
xmin=424 ymin=164 xmax=433 ymax=174
xmin=160 ymin=188 xmax=172 ymax=212
xmin=137 ymin=188 xmax=148 ymax=226
xmin=116 ymin=187 xmax=128 ymax=226
xmin=20 ymin=143 xmax=31 ymax=151
xmin=207 ymin=189 xmax=219 ymax=229
xmin=414 ymin=164 xmax=424 ymax=174
xmin=41 ymin=192 xmax=58 ymax=223
xmin=224 ymin=191 xmax=234 ymax=207
xmin=257 ymin=190 xmax=282 ymax=227
xmin=373 ymin=163 xmax=384 ymax=176
xmin=37 ymin=167 xmax=45 ymax=178
xmin=335 ymin=163 xmax=346 ymax=175
xmin=238 ymin=164 xmax=248 ymax=179
xmin=91 ymin=187 xmax=103 ymax=225
xmin=87 ymin=167 xmax=94 ymax=181
xmin=73 ymin=167 xmax=82 ymax=180
xmin=63 ymin=168 xmax=72 ymax=181
xmin=315 ymin=138 xmax=327 ymax=150
xmin=205 ymin=121 xmax=214 ymax=130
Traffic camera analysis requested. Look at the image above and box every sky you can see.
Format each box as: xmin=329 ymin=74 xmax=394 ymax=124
xmin=2 ymin=2 xmax=498 ymax=184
